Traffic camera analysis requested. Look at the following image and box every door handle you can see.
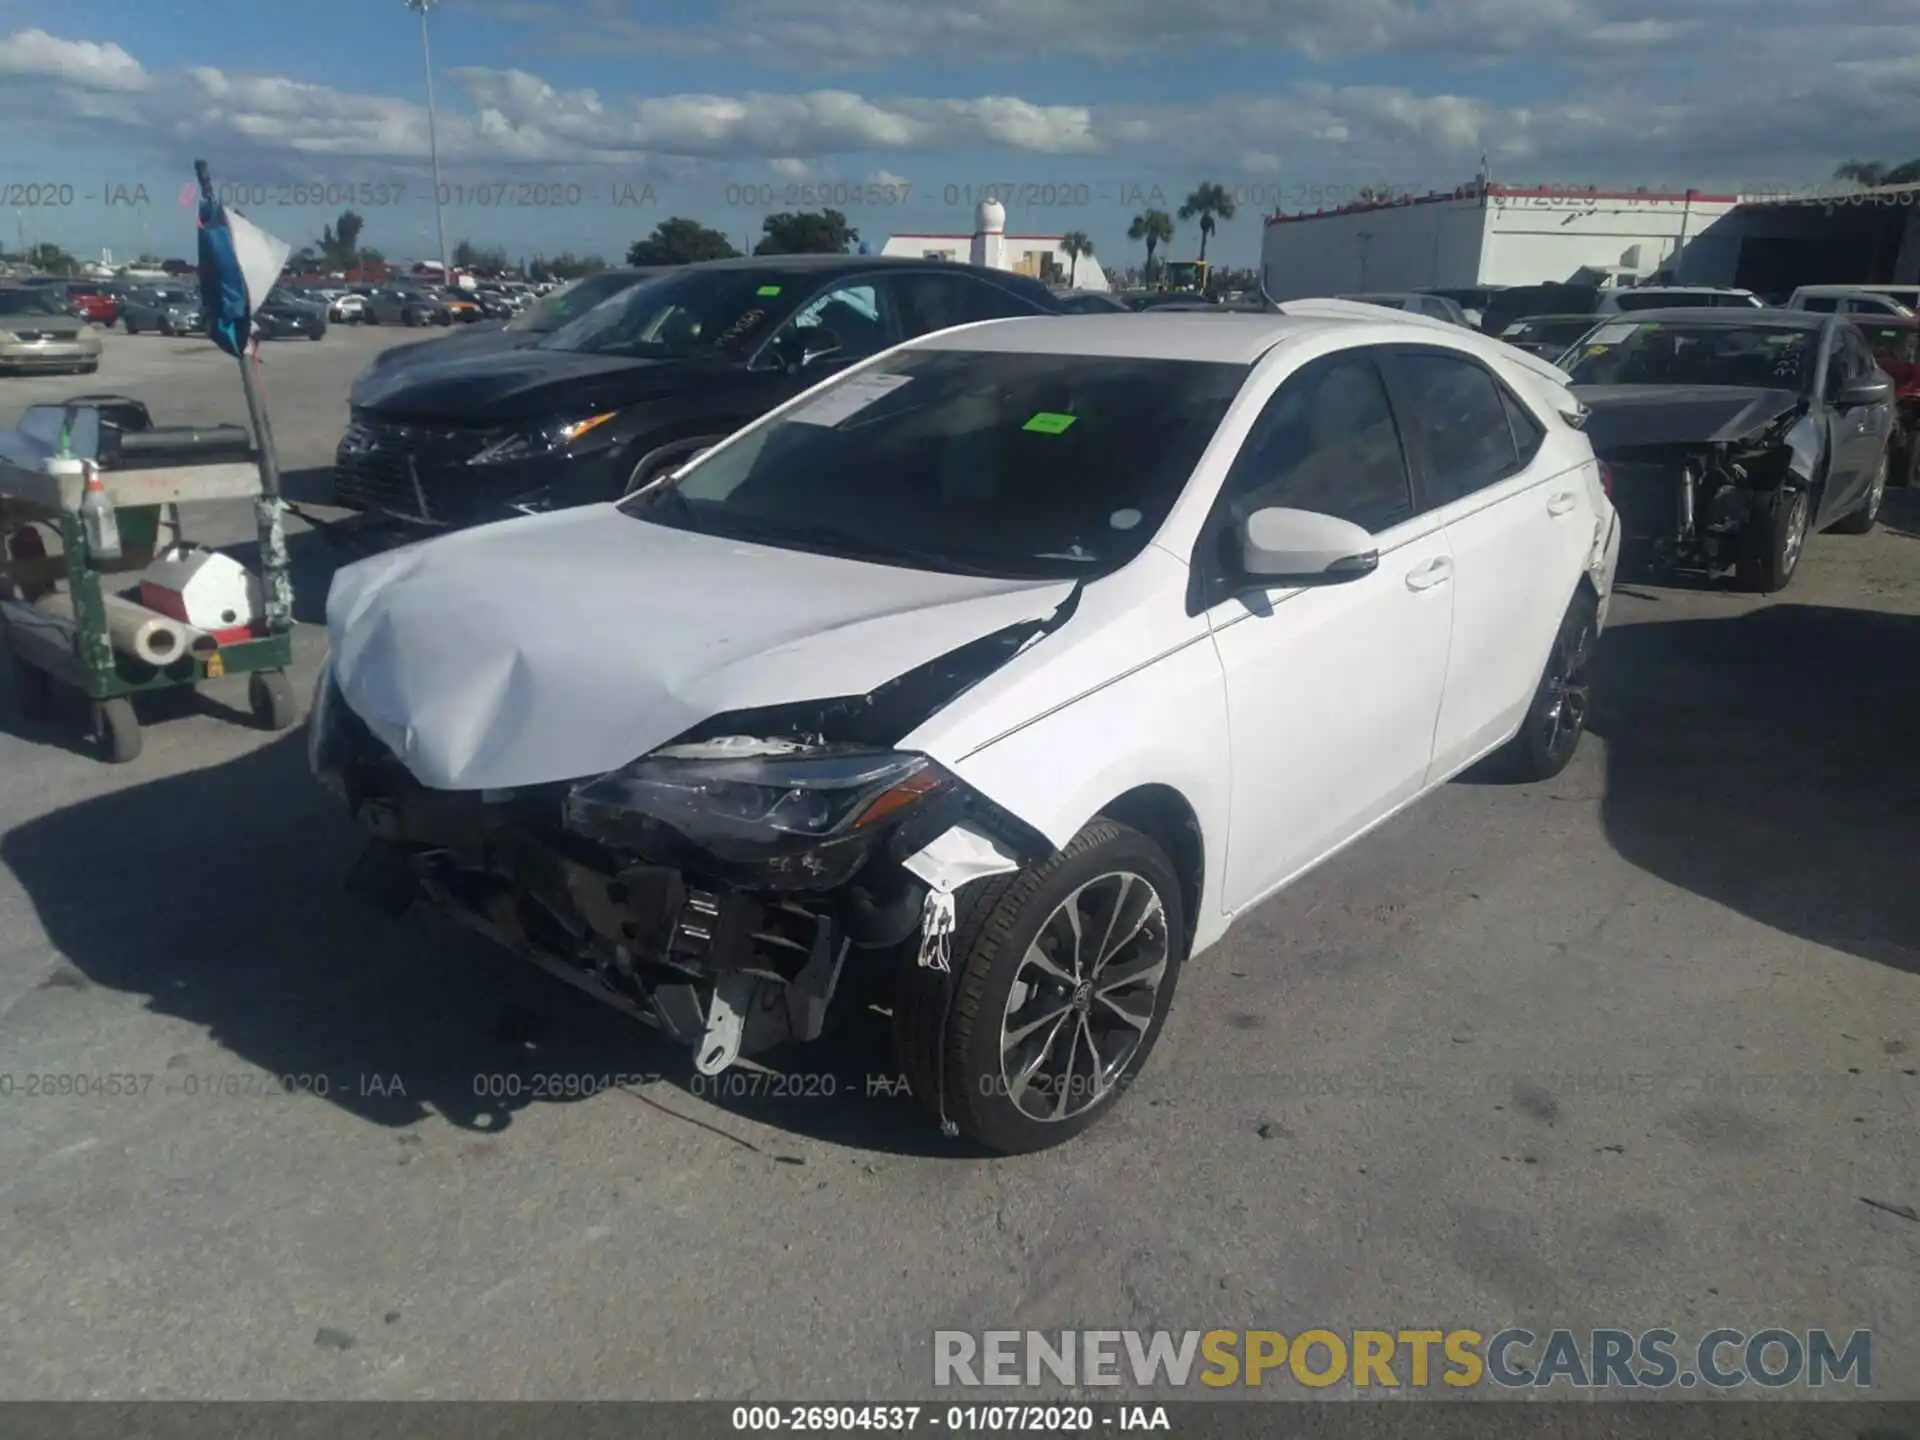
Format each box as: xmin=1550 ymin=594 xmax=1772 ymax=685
xmin=1548 ymin=492 xmax=1578 ymax=516
xmin=1405 ymin=556 xmax=1452 ymax=591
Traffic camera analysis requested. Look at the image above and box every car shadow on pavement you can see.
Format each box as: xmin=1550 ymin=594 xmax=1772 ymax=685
xmin=1587 ymin=603 xmax=1920 ymax=974
xmin=0 ymin=729 xmax=967 ymax=1155
xmin=1880 ymin=485 xmax=1920 ymax=541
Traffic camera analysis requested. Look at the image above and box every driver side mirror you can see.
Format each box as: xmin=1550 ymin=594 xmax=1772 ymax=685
xmin=1835 ymin=374 xmax=1892 ymax=409
xmin=1234 ymin=507 xmax=1379 ymax=586
xmin=775 ymin=325 xmax=843 ymax=373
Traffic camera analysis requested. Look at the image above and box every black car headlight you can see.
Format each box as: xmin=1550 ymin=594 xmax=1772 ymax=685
xmin=468 ymin=411 xmax=618 ymax=465
xmin=565 ymin=740 xmax=954 ymax=879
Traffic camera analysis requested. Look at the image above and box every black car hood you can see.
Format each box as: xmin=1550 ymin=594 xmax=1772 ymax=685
xmin=353 ymin=346 xmax=721 ymax=421
xmin=1572 ymin=385 xmax=1804 ymax=449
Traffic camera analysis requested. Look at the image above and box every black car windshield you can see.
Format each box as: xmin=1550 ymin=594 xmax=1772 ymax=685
xmin=619 ymin=349 xmax=1248 ymax=580
xmin=0 ymin=289 xmax=67 ymax=316
xmin=538 ymin=269 xmax=799 ymax=358
xmin=505 ymin=272 xmax=650 ymax=332
xmin=1609 ymin=291 xmax=1724 ymax=310
xmin=1562 ymin=320 xmax=1815 ymax=389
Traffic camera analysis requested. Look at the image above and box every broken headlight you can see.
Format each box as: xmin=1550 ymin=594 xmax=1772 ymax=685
xmin=564 ymin=737 xmax=955 ymax=883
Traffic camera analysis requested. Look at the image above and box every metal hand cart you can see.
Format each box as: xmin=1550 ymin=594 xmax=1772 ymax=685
xmin=0 ymin=423 xmax=297 ymax=763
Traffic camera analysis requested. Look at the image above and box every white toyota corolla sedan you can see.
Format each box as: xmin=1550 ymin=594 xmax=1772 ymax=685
xmin=312 ymin=305 xmax=1620 ymax=1153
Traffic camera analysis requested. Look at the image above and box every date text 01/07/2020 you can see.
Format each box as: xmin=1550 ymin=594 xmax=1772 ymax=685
xmin=729 ymin=1405 xmax=1170 ymax=1432
xmin=0 ymin=1071 xmax=405 ymax=1100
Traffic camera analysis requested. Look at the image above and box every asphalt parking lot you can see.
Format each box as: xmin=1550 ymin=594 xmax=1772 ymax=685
xmin=0 ymin=325 xmax=1915 ymax=1400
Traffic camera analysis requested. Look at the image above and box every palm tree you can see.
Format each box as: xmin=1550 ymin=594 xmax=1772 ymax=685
xmin=1127 ymin=209 xmax=1174 ymax=282
xmin=1178 ymin=182 xmax=1238 ymax=264
xmin=1059 ymin=231 xmax=1094 ymax=286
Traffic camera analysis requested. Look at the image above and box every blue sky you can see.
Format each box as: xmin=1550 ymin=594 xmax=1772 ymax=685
xmin=3 ymin=0 xmax=1916 ymax=275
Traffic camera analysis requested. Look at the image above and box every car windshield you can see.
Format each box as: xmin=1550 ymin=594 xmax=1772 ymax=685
xmin=539 ymin=268 xmax=799 ymax=358
xmin=1506 ymin=318 xmax=1596 ymax=346
xmin=1562 ymin=320 xmax=1815 ymax=388
xmin=1611 ymin=291 xmax=1723 ymax=310
xmin=619 ymin=348 xmax=1248 ymax=579
xmin=0 ymin=289 xmax=68 ymax=316
xmin=1855 ymin=323 xmax=1920 ymax=367
xmin=504 ymin=272 xmax=648 ymax=331
xmin=1343 ymin=295 xmax=1406 ymax=308
xmin=155 ymin=289 xmax=193 ymax=304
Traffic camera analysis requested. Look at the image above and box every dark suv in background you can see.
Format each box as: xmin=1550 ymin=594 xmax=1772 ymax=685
xmin=332 ymin=256 xmax=1062 ymax=528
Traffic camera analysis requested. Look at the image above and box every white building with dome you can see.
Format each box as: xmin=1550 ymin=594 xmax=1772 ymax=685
xmin=880 ymin=200 xmax=1111 ymax=290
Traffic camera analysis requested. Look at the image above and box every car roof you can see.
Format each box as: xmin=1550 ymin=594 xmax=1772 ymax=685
xmin=1506 ymin=313 xmax=1597 ymax=324
xmin=1794 ymin=283 xmax=1919 ymax=294
xmin=912 ymin=312 xmax=1443 ymax=364
xmin=681 ymin=255 xmax=985 ymax=275
xmin=1594 ymin=307 xmax=1830 ymax=328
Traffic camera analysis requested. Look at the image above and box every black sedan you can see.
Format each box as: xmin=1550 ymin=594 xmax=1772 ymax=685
xmin=362 ymin=287 xmax=451 ymax=327
xmin=348 ymin=268 xmax=667 ymax=404
xmin=1493 ymin=313 xmax=1601 ymax=362
xmin=253 ymin=290 xmax=328 ymax=341
xmin=1565 ymin=309 xmax=1896 ymax=592
xmin=332 ymin=255 xmax=1061 ymax=528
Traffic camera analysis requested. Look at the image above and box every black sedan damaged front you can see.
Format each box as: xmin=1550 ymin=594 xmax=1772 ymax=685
xmin=1575 ymin=385 xmax=1820 ymax=581
xmin=309 ymin=619 xmax=1058 ymax=1076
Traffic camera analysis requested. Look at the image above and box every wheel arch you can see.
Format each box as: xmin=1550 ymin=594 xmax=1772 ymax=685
xmin=1093 ymin=784 xmax=1205 ymax=955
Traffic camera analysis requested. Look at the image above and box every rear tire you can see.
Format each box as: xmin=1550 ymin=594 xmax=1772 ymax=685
xmin=90 ymin=697 xmax=141 ymax=764
xmin=1495 ymin=590 xmax=1598 ymax=782
xmin=248 ymin=669 xmax=297 ymax=731
xmin=892 ymin=819 xmax=1186 ymax=1154
xmin=1829 ymin=447 xmax=1888 ymax=534
xmin=1735 ymin=486 xmax=1810 ymax=593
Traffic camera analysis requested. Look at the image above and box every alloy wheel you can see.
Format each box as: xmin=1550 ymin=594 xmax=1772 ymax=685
xmin=1781 ymin=489 xmax=1810 ymax=574
xmin=1539 ymin=615 xmax=1595 ymax=758
xmin=997 ymin=870 xmax=1169 ymax=1123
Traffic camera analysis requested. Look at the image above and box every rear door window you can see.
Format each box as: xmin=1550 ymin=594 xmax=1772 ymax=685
xmin=1387 ymin=350 xmax=1526 ymax=506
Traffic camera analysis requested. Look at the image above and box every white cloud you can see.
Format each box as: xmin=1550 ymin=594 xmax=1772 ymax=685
xmin=0 ymin=28 xmax=143 ymax=89
xmin=1 ymin=18 xmax=1918 ymax=208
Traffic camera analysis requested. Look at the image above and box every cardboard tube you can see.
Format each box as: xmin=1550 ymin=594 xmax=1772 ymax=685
xmin=35 ymin=594 xmax=216 ymax=664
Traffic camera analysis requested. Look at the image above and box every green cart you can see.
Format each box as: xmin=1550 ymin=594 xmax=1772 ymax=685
xmin=0 ymin=440 xmax=297 ymax=763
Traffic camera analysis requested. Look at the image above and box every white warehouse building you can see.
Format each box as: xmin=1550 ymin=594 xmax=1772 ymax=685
xmin=882 ymin=200 xmax=1111 ymax=290
xmin=1261 ymin=182 xmax=1746 ymax=297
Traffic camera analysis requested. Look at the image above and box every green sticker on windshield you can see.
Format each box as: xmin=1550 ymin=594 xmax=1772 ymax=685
xmin=1023 ymin=412 xmax=1077 ymax=434
xmin=757 ymin=284 xmax=782 ymax=296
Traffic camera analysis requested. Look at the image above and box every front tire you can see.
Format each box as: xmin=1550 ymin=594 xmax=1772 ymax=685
xmin=893 ymin=820 xmax=1186 ymax=1154
xmin=1735 ymin=485 xmax=1810 ymax=593
xmin=1829 ymin=447 xmax=1888 ymax=534
xmin=1495 ymin=591 xmax=1597 ymax=782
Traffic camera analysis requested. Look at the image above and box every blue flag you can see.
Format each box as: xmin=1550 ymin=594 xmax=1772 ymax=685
xmin=194 ymin=185 xmax=291 ymax=357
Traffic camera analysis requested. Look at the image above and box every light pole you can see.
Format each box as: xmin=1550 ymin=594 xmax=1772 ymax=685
xmin=407 ymin=0 xmax=451 ymax=284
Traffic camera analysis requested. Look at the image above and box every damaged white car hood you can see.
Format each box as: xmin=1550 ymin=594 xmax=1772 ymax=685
xmin=324 ymin=504 xmax=1075 ymax=791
